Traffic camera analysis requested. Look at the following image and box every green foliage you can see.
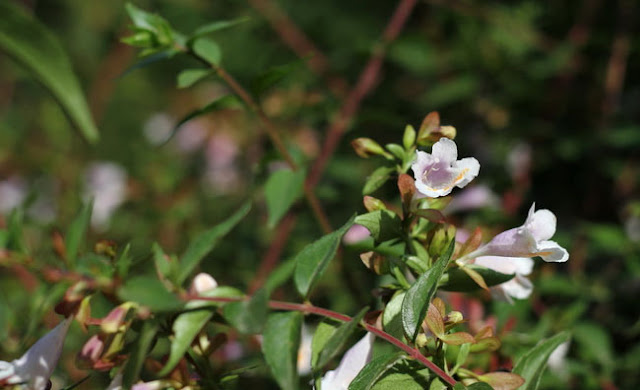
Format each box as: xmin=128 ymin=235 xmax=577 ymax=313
xmin=402 ymin=239 xmax=454 ymax=342
xmin=313 ymin=307 xmax=368 ymax=371
xmin=265 ymin=168 xmax=306 ymax=228
xmin=349 ymin=352 xmax=405 ymax=390
xmin=262 ymin=312 xmax=303 ymax=390
xmin=294 ymin=216 xmax=355 ymax=297
xmin=513 ymin=331 xmax=572 ymax=390
xmin=0 ymin=2 xmax=99 ymax=143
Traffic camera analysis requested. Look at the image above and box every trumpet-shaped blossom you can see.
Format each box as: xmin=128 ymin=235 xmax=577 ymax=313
xmin=320 ymin=332 xmax=375 ymax=390
xmin=471 ymin=204 xmax=569 ymax=263
xmin=411 ymin=138 xmax=480 ymax=198
xmin=474 ymin=256 xmax=534 ymax=303
xmin=0 ymin=317 xmax=72 ymax=390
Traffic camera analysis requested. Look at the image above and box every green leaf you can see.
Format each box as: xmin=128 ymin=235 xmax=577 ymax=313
xmin=65 ymin=200 xmax=93 ymax=267
xmin=116 ymin=243 xmax=132 ymax=278
xmin=467 ymin=383 xmax=494 ymax=390
xmin=158 ymin=299 xmax=217 ymax=376
xmin=513 ymin=331 xmax=571 ymax=390
xmin=0 ymin=2 xmax=99 ymax=143
xmin=363 ymin=166 xmax=395 ymax=195
xmin=314 ymin=307 xmax=368 ymax=371
xmin=371 ymin=360 xmax=431 ymax=390
xmin=349 ymin=352 xmax=405 ymax=390
xmin=117 ymin=275 xmax=183 ymax=312
xmin=311 ymin=320 xmax=339 ymax=368
xmin=191 ymin=37 xmax=222 ymax=65
xmin=124 ymin=3 xmax=175 ymax=47
xmin=122 ymin=320 xmax=158 ymax=388
xmin=251 ymin=59 xmax=305 ymax=97
xmin=382 ymin=292 xmax=406 ymax=340
xmin=178 ymin=202 xmax=250 ymax=285
xmin=191 ymin=17 xmax=250 ymax=40
xmin=222 ymin=288 xmax=269 ymax=334
xmin=294 ymin=216 xmax=355 ymax=298
xmin=355 ymin=210 xmax=402 ymax=242
xmin=262 ymin=312 xmax=303 ymax=390
xmin=265 ymin=168 xmax=306 ymax=228
xmin=177 ymin=68 xmax=212 ymax=88
xmin=263 ymin=256 xmax=296 ymax=294
xmin=441 ymin=266 xmax=514 ymax=292
xmin=172 ymin=95 xmax=242 ymax=140
xmin=152 ymin=242 xmax=174 ymax=282
xmin=402 ymin=239 xmax=454 ymax=342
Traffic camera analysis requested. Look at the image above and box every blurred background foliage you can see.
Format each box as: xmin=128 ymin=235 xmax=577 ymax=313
xmin=0 ymin=0 xmax=639 ymax=389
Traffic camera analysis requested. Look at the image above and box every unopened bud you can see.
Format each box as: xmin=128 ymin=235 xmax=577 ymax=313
xmin=363 ymin=196 xmax=386 ymax=212
xmin=446 ymin=311 xmax=464 ymax=324
xmin=190 ymin=273 xmax=218 ymax=295
xmin=416 ymin=111 xmax=457 ymax=146
xmin=351 ymin=138 xmax=389 ymax=158
xmin=403 ymin=125 xmax=416 ymax=149
xmin=77 ymin=335 xmax=105 ymax=369
xmin=101 ymin=305 xmax=131 ymax=334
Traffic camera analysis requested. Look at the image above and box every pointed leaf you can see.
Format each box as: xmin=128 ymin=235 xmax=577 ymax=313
xmin=513 ymin=331 xmax=571 ymax=390
xmin=65 ymin=200 xmax=93 ymax=267
xmin=311 ymin=320 xmax=340 ymax=368
xmin=440 ymin=332 xmax=475 ymax=346
xmin=382 ymin=292 xmax=406 ymax=340
xmin=177 ymin=68 xmax=212 ymax=88
xmin=479 ymin=372 xmax=525 ymax=390
xmin=122 ymin=320 xmax=158 ymax=388
xmin=441 ymin=265 xmax=514 ymax=292
xmin=402 ymin=239 xmax=454 ymax=342
xmin=191 ymin=37 xmax=221 ymax=65
xmin=262 ymin=312 xmax=303 ymax=390
xmin=349 ymin=352 xmax=405 ymax=390
xmin=222 ymin=288 xmax=269 ymax=334
xmin=370 ymin=360 xmax=431 ymax=390
xmin=355 ymin=210 xmax=402 ymax=242
xmin=178 ymin=202 xmax=250 ymax=284
xmin=191 ymin=17 xmax=250 ymax=39
xmin=363 ymin=166 xmax=395 ymax=195
xmin=294 ymin=216 xmax=355 ymax=298
xmin=459 ymin=266 xmax=489 ymax=291
xmin=117 ymin=275 xmax=183 ymax=312
xmin=0 ymin=2 xmax=99 ymax=143
xmin=425 ymin=304 xmax=445 ymax=337
xmin=265 ymin=168 xmax=306 ymax=228
xmin=314 ymin=307 xmax=368 ymax=371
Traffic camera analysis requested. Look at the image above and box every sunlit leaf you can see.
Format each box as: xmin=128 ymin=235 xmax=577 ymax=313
xmin=402 ymin=239 xmax=454 ymax=342
xmin=294 ymin=216 xmax=355 ymax=298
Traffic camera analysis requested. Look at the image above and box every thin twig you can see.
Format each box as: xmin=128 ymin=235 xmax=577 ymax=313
xmin=187 ymin=294 xmax=457 ymax=386
xmin=187 ymin=51 xmax=333 ymax=234
xmin=246 ymin=0 xmax=348 ymax=98
xmin=251 ymin=0 xmax=418 ymax=290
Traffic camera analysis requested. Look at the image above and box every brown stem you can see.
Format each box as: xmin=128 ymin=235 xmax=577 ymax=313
xmin=187 ymin=294 xmax=457 ymax=386
xmin=250 ymin=0 xmax=418 ymax=291
xmin=246 ymin=0 xmax=348 ymax=98
xmin=188 ymin=53 xmax=332 ymax=234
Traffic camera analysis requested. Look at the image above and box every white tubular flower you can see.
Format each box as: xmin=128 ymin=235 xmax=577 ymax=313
xmin=478 ymin=203 xmax=569 ymax=262
xmin=320 ymin=332 xmax=375 ymax=390
xmin=0 ymin=317 xmax=72 ymax=390
xmin=297 ymin=325 xmax=313 ymax=376
xmin=474 ymin=256 xmax=534 ymax=303
xmin=411 ymin=138 xmax=480 ymax=198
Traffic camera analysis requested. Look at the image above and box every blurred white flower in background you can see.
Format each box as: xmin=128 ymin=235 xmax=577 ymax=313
xmin=142 ymin=112 xmax=174 ymax=146
xmin=84 ymin=162 xmax=128 ymax=230
xmin=175 ymin=119 xmax=208 ymax=154
xmin=444 ymin=185 xmax=499 ymax=214
xmin=0 ymin=176 xmax=27 ymax=214
xmin=203 ymin=133 xmax=240 ymax=194
xmin=507 ymin=142 xmax=532 ymax=182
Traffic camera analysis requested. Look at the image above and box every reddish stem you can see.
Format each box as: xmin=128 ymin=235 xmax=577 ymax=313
xmin=186 ymin=294 xmax=457 ymax=386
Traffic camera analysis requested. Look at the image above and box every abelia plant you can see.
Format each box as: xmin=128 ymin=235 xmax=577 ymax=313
xmin=0 ymin=3 xmax=574 ymax=390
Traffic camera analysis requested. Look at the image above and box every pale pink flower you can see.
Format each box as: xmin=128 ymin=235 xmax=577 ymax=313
xmin=0 ymin=317 xmax=72 ymax=390
xmin=343 ymin=224 xmax=371 ymax=244
xmin=411 ymin=138 xmax=480 ymax=198
xmin=320 ymin=332 xmax=375 ymax=390
xmin=474 ymin=256 xmax=534 ymax=302
xmin=473 ymin=203 xmax=568 ymax=262
xmin=0 ymin=176 xmax=27 ymax=214
xmin=444 ymin=185 xmax=499 ymax=214
xmin=85 ymin=162 xmax=128 ymax=229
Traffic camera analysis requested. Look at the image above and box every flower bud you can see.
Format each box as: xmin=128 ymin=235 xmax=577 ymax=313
xmin=101 ymin=304 xmax=131 ymax=334
xmin=77 ymin=335 xmax=105 ymax=369
xmin=351 ymin=138 xmax=390 ymax=158
xmin=190 ymin=272 xmax=219 ymax=295
xmin=445 ymin=311 xmax=464 ymax=324
xmin=403 ymin=125 xmax=416 ymax=149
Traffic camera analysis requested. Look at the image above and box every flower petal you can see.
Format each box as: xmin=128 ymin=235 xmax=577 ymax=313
xmin=451 ymin=157 xmax=480 ymax=189
xmin=431 ymin=138 xmax=458 ymax=163
xmin=484 ymin=227 xmax=538 ymax=258
xmin=527 ymin=208 xmax=557 ymax=241
xmin=536 ymin=240 xmax=569 ymax=262
xmin=320 ymin=332 xmax=374 ymax=390
xmin=12 ymin=317 xmax=72 ymax=390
